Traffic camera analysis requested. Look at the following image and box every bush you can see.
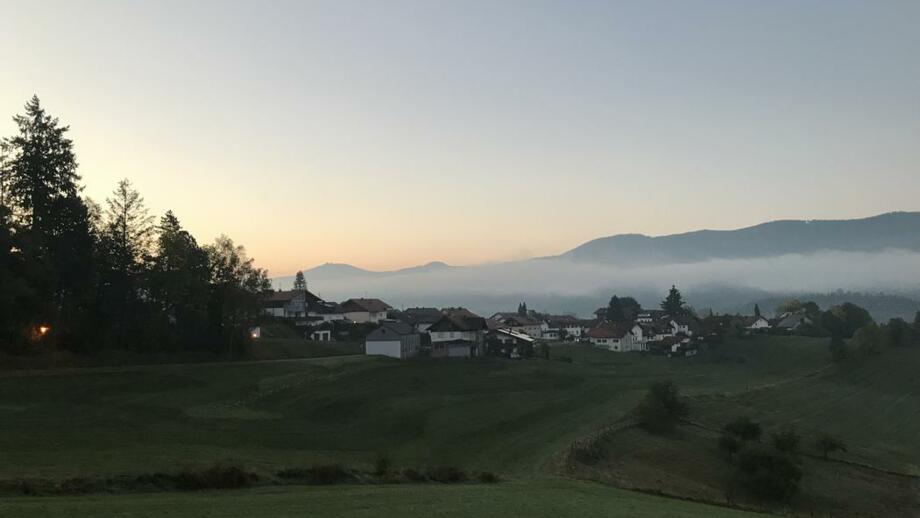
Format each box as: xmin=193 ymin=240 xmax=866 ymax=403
xmin=402 ymin=468 xmax=427 ymax=482
xmin=276 ymin=464 xmax=351 ymax=485
xmin=719 ymin=433 xmax=742 ymax=459
xmin=176 ymin=464 xmax=255 ymax=490
xmin=635 ymin=380 xmax=688 ymax=434
xmin=829 ymin=335 xmax=848 ymax=362
xmin=771 ymin=425 xmax=801 ymax=454
xmin=814 ymin=433 xmax=847 ymax=460
xmin=426 ymin=466 xmax=467 ymax=483
xmin=723 ymin=416 xmax=762 ymax=442
xmin=737 ymin=446 xmax=802 ymax=501
xmin=374 ymin=452 xmax=391 ymax=476
xmin=476 ymin=471 xmax=500 ymax=483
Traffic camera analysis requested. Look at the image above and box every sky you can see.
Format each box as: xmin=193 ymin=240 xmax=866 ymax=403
xmin=1 ymin=1 xmax=919 ymax=274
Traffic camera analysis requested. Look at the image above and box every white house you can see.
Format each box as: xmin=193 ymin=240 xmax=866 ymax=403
xmin=586 ymin=322 xmax=646 ymax=352
xmin=365 ymin=322 xmax=420 ymax=359
xmin=340 ymin=298 xmax=392 ymax=324
xmin=745 ymin=316 xmax=771 ymax=330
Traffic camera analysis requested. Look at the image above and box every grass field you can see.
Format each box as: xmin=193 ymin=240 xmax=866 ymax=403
xmin=0 ymin=336 xmax=828 ymax=479
xmin=0 ymin=479 xmax=760 ymax=518
xmin=2 ymin=334 xmax=917 ymax=516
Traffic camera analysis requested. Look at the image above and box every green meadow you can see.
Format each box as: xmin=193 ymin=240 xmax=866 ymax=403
xmin=1 ymin=335 xmax=917 ymax=516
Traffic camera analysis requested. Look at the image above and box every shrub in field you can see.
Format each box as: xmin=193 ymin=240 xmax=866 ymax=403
xmin=176 ymin=464 xmax=256 ymax=490
xmin=723 ymin=416 xmax=762 ymax=442
xmin=814 ymin=433 xmax=847 ymax=460
xmin=476 ymin=471 xmax=500 ymax=483
xmin=736 ymin=446 xmax=802 ymax=502
xmin=374 ymin=452 xmax=391 ymax=476
xmin=402 ymin=468 xmax=427 ymax=482
xmin=636 ymin=380 xmax=688 ymax=433
xmin=277 ymin=464 xmax=352 ymax=485
xmin=771 ymin=425 xmax=801 ymax=454
xmin=426 ymin=466 xmax=467 ymax=483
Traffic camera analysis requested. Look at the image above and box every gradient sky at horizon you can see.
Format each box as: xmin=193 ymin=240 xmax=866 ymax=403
xmin=2 ymin=1 xmax=919 ymax=274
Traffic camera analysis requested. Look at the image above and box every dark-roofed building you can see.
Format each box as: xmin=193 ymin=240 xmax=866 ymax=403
xmin=262 ymin=289 xmax=325 ymax=318
xmin=340 ymin=298 xmax=392 ymax=324
xmin=365 ymin=322 xmax=420 ymax=359
xmin=488 ymin=312 xmax=545 ymax=338
xmin=586 ymin=321 xmax=645 ymax=352
xmin=429 ymin=313 xmax=488 ymax=358
xmin=399 ymin=307 xmax=444 ymax=332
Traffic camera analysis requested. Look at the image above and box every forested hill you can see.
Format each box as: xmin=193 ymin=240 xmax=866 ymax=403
xmin=562 ymin=212 xmax=920 ymax=266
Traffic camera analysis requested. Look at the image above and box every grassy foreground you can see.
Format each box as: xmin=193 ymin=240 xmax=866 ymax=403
xmin=0 ymin=480 xmax=759 ymax=518
xmin=0 ymin=336 xmax=827 ymax=479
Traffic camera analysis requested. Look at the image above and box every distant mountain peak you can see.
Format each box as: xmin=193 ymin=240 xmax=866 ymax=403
xmin=562 ymin=211 xmax=920 ymax=266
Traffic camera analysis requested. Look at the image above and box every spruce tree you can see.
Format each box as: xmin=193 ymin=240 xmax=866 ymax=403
xmin=293 ymin=271 xmax=307 ymax=291
xmin=661 ymin=285 xmax=687 ymax=316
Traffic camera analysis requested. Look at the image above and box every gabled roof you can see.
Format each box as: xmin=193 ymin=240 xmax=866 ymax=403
xmin=490 ymin=313 xmax=542 ymax=326
xmin=366 ymin=322 xmax=416 ymax=341
xmin=402 ymin=307 xmax=444 ymax=325
xmin=587 ymin=322 xmax=637 ymax=339
xmin=429 ymin=314 xmax=488 ymax=332
xmin=341 ymin=298 xmax=392 ymax=313
xmin=492 ymin=328 xmax=536 ymax=343
xmin=442 ymin=307 xmax=480 ymax=318
xmin=262 ymin=289 xmax=324 ymax=307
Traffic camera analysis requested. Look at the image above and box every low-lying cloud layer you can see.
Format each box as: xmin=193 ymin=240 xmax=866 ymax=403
xmin=285 ymin=249 xmax=920 ymax=317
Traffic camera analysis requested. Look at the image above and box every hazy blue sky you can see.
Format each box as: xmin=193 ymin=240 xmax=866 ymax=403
xmin=2 ymin=1 xmax=918 ymax=273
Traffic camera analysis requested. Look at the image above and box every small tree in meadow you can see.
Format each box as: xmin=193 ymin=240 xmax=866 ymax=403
xmin=719 ymin=433 xmax=743 ymax=459
xmin=815 ymin=433 xmax=847 ymax=460
xmin=723 ymin=416 xmax=762 ymax=442
xmin=771 ymin=425 xmax=801 ymax=454
xmin=636 ymin=380 xmax=688 ymax=434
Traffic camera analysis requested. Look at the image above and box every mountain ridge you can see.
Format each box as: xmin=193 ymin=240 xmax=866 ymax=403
xmin=559 ymin=211 xmax=920 ymax=266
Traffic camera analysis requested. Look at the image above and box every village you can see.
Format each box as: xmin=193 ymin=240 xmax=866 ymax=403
xmin=255 ymin=276 xmax=801 ymax=361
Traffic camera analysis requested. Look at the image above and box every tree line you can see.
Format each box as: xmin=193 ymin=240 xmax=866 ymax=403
xmin=0 ymin=96 xmax=269 ymax=356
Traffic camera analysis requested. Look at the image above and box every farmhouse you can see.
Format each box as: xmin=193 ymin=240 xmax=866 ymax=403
xmin=774 ymin=311 xmax=814 ymax=331
xmin=544 ymin=315 xmax=588 ymax=340
xmin=261 ymin=290 xmax=317 ymax=318
xmin=399 ymin=307 xmax=443 ymax=332
xmin=488 ymin=313 xmax=544 ymax=338
xmin=586 ymin=322 xmax=645 ymax=352
xmin=340 ymin=298 xmax=392 ymax=324
xmin=365 ymin=322 xmax=420 ymax=359
xmin=429 ymin=313 xmax=488 ymax=358
xmin=744 ymin=315 xmax=771 ymax=330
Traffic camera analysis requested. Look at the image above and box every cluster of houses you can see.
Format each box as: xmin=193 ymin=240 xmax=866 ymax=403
xmin=259 ymin=287 xmax=793 ymax=360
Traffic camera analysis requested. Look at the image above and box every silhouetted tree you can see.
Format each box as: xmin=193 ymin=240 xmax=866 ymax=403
xmin=2 ymin=96 xmax=96 ymax=351
xmin=149 ymin=211 xmax=210 ymax=349
xmin=661 ymin=285 xmax=687 ymax=316
xmin=99 ymin=179 xmax=154 ymax=349
xmin=293 ymin=270 xmax=307 ymax=291
xmin=206 ymin=235 xmax=271 ymax=354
